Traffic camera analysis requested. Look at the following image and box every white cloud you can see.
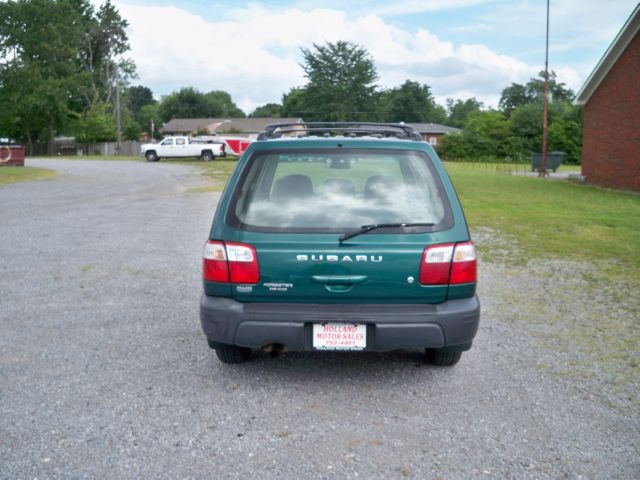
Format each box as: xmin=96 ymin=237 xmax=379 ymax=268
xmin=114 ymin=1 xmax=574 ymax=113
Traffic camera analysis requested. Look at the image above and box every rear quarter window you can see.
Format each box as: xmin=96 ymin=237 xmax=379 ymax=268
xmin=227 ymin=148 xmax=453 ymax=233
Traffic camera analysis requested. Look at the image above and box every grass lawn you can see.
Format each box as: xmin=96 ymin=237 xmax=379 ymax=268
xmin=444 ymin=162 xmax=640 ymax=279
xmin=164 ymin=157 xmax=240 ymax=193
xmin=0 ymin=166 xmax=58 ymax=185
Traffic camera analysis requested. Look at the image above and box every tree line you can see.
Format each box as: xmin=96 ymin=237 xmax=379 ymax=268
xmin=0 ymin=0 xmax=135 ymax=154
xmin=254 ymin=41 xmax=583 ymax=164
xmin=0 ymin=2 xmax=582 ymax=162
xmin=0 ymin=0 xmax=247 ymax=154
xmin=439 ymin=71 xmax=582 ymax=163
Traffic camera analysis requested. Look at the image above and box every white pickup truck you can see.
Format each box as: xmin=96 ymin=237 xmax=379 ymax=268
xmin=141 ymin=136 xmax=226 ymax=162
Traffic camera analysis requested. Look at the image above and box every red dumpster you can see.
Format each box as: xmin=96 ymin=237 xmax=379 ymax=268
xmin=0 ymin=144 xmax=25 ymax=167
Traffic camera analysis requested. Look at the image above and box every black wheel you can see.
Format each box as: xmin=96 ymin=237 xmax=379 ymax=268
xmin=214 ymin=343 xmax=251 ymax=364
xmin=145 ymin=151 xmax=158 ymax=162
xmin=202 ymin=150 xmax=213 ymax=162
xmin=426 ymin=349 xmax=462 ymax=366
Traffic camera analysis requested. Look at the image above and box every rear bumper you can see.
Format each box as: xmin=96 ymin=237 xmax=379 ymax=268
xmin=200 ymin=295 xmax=480 ymax=352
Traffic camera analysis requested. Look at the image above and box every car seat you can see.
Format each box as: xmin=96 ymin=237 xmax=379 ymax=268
xmin=364 ymin=175 xmax=398 ymax=200
xmin=272 ymin=174 xmax=314 ymax=201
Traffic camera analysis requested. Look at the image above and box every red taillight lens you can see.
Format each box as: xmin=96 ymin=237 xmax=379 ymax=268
xmin=203 ymin=241 xmax=229 ymax=282
xmin=420 ymin=244 xmax=454 ymax=285
xmin=420 ymin=242 xmax=476 ymax=285
xmin=202 ymin=241 xmax=259 ymax=284
xmin=226 ymin=242 xmax=260 ymax=284
xmin=450 ymin=242 xmax=477 ymax=284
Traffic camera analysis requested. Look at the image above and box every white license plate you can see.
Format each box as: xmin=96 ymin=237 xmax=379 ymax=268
xmin=312 ymin=323 xmax=366 ymax=350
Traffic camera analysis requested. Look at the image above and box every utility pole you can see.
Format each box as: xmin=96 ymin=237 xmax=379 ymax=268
xmin=115 ymin=66 xmax=122 ymax=153
xmin=540 ymin=0 xmax=550 ymax=177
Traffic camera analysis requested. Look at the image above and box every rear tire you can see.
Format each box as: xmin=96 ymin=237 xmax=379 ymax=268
xmin=202 ymin=150 xmax=214 ymax=162
xmin=214 ymin=344 xmax=251 ymax=364
xmin=145 ymin=151 xmax=158 ymax=162
xmin=426 ymin=349 xmax=462 ymax=366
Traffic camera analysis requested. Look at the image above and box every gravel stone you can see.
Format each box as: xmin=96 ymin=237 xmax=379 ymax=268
xmin=0 ymin=159 xmax=637 ymax=479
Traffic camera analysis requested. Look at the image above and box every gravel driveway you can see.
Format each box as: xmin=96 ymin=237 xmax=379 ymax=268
xmin=1 ymin=159 xmax=638 ymax=479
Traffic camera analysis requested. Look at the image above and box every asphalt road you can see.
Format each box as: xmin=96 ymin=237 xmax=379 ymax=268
xmin=1 ymin=159 xmax=637 ymax=479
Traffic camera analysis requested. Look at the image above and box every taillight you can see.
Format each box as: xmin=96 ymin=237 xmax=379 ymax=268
xmin=202 ymin=241 xmax=260 ymax=284
xmin=450 ymin=242 xmax=477 ymax=284
xmin=203 ymin=241 xmax=229 ymax=282
xmin=226 ymin=242 xmax=260 ymax=284
xmin=420 ymin=242 xmax=476 ymax=285
xmin=419 ymin=244 xmax=454 ymax=285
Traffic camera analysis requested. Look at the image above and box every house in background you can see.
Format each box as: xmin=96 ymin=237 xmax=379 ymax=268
xmin=405 ymin=123 xmax=462 ymax=147
xmin=575 ymin=4 xmax=639 ymax=191
xmin=161 ymin=118 xmax=303 ymax=137
xmin=161 ymin=118 xmax=460 ymax=145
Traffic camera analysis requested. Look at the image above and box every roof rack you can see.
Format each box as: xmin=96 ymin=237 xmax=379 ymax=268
xmin=257 ymin=122 xmax=423 ymax=141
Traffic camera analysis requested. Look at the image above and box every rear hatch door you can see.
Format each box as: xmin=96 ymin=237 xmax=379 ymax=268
xmin=228 ymin=232 xmax=451 ymax=304
xmin=217 ymin=143 xmax=465 ymax=304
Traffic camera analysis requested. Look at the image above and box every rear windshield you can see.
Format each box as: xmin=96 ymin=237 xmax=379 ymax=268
xmin=227 ymin=148 xmax=453 ymax=233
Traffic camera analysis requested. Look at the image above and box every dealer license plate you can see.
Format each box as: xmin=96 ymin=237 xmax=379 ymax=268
xmin=312 ymin=323 xmax=366 ymax=350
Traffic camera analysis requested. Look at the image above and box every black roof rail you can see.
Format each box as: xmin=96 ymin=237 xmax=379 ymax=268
xmin=257 ymin=122 xmax=423 ymax=141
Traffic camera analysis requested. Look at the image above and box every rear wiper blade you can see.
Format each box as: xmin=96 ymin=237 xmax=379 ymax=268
xmin=339 ymin=222 xmax=435 ymax=243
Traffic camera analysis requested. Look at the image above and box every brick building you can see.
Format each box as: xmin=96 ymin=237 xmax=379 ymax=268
xmin=575 ymin=5 xmax=640 ymax=191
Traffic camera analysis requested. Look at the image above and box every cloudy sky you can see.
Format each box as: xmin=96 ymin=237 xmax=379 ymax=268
xmin=109 ymin=0 xmax=638 ymax=114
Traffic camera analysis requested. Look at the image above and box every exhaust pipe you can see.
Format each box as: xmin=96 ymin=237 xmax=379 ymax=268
xmin=263 ymin=343 xmax=287 ymax=357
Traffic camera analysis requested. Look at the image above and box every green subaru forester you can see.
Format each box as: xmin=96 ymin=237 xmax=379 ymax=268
xmin=200 ymin=123 xmax=479 ymax=366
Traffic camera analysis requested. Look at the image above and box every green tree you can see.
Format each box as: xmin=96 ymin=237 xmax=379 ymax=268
xmin=508 ymin=102 xmax=543 ymax=153
xmin=250 ymin=103 xmax=283 ymax=118
xmin=138 ymin=103 xmax=162 ymax=139
xmin=437 ymin=132 xmax=472 ymax=160
xmin=464 ymin=111 xmax=511 ymax=157
xmin=125 ymin=85 xmax=155 ymax=120
xmin=205 ymin=90 xmax=245 ymax=118
xmin=439 ymin=110 xmax=515 ymax=160
xmin=440 ymin=71 xmax=581 ymax=162
xmin=500 ymin=71 xmax=574 ymax=118
xmin=525 ymin=70 xmax=574 ymax=103
xmin=383 ymin=80 xmax=446 ymax=123
xmin=498 ymin=83 xmax=530 ymax=117
xmin=0 ymin=0 xmax=134 ymax=154
xmin=0 ymin=62 xmax=48 ymax=153
xmin=299 ymin=41 xmax=378 ymax=121
xmin=548 ymin=105 xmax=583 ymax=164
xmin=75 ymin=102 xmax=117 ymax=143
xmin=281 ymin=87 xmax=307 ymax=117
xmin=158 ymin=87 xmax=244 ymax=122
xmin=159 ymin=87 xmax=217 ymax=122
xmin=446 ymin=97 xmax=483 ymax=128
xmin=77 ymin=0 xmax=135 ymax=107
xmin=507 ymin=96 xmax=578 ymax=157
xmin=0 ymin=0 xmax=87 ymax=153
xmin=118 ymin=107 xmax=140 ymax=141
